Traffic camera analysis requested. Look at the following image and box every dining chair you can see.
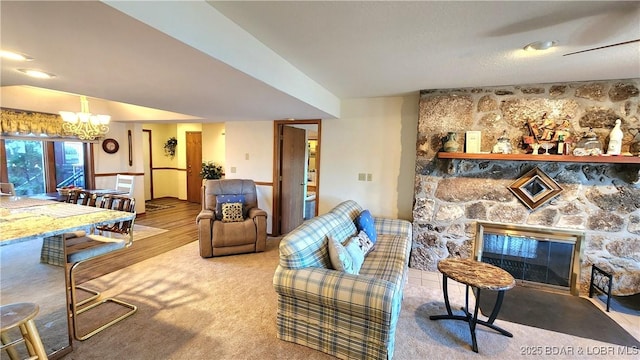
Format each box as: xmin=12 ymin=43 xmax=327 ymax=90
xmin=0 ymin=182 xmax=16 ymax=196
xmin=65 ymin=190 xmax=97 ymax=206
xmin=66 ymin=195 xmax=137 ymax=340
xmin=114 ymin=174 xmax=135 ymax=196
xmin=40 ymin=190 xmax=99 ymax=267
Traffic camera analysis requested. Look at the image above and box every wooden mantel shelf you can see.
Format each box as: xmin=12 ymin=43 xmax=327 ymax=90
xmin=437 ymin=152 xmax=640 ymax=164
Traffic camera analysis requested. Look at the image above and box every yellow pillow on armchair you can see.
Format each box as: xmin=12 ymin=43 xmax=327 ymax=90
xmin=221 ymin=202 xmax=244 ymax=223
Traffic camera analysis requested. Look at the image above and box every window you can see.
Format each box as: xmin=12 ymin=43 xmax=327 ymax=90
xmin=4 ymin=139 xmax=45 ymax=195
xmin=1 ymin=139 xmax=93 ymax=196
xmin=54 ymin=141 xmax=85 ymax=188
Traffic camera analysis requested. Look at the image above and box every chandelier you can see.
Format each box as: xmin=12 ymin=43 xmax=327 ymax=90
xmin=59 ymin=96 xmax=110 ymax=140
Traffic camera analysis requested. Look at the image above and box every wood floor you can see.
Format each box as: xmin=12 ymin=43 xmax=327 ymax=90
xmin=74 ymin=198 xmax=201 ymax=284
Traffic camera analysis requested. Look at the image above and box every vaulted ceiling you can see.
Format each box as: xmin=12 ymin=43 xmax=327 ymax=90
xmin=1 ymin=1 xmax=639 ymax=123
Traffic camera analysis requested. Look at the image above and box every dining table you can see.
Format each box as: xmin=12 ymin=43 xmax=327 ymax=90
xmin=0 ymin=195 xmax=136 ymax=359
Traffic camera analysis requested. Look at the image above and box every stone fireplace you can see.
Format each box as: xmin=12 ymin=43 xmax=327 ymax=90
xmin=473 ymin=221 xmax=584 ymax=295
xmin=411 ymin=79 xmax=640 ymax=296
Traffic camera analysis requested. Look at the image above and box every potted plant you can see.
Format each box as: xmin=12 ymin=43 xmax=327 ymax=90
xmin=200 ymin=161 xmax=223 ymax=180
xmin=164 ymin=137 xmax=177 ymax=159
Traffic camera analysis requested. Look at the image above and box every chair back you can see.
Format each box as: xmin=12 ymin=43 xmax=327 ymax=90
xmin=96 ymin=195 xmax=136 ymax=244
xmin=202 ymin=179 xmax=258 ymax=212
xmin=115 ymin=174 xmax=135 ymax=196
xmin=65 ymin=190 xmax=97 ymax=206
xmin=0 ymin=183 xmax=15 ymax=195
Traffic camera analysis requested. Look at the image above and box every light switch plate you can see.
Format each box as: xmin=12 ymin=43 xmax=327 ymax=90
xmin=358 ymin=173 xmax=366 ymax=181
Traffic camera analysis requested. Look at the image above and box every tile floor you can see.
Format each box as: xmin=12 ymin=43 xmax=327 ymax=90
xmin=407 ymin=268 xmax=640 ymax=342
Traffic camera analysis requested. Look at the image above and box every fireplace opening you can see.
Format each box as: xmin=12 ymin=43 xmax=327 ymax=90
xmin=473 ymin=222 xmax=585 ymax=295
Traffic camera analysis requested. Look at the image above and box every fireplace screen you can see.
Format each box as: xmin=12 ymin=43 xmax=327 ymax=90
xmin=474 ymin=222 xmax=584 ymax=295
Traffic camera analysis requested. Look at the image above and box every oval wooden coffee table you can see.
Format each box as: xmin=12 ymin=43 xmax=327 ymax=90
xmin=429 ymin=258 xmax=515 ymax=353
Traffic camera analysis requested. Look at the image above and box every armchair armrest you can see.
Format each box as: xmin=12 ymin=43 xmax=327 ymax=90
xmin=273 ymin=266 xmax=397 ymax=324
xmin=247 ymin=207 xmax=267 ymax=219
xmin=197 ymin=209 xmax=215 ymax=257
xmin=196 ymin=209 xmax=215 ymax=224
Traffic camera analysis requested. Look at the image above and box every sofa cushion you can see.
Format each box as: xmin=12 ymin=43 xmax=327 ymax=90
xmin=221 ymin=202 xmax=244 ymax=223
xmin=216 ymin=194 xmax=245 ymax=220
xmin=356 ymin=209 xmax=377 ymax=243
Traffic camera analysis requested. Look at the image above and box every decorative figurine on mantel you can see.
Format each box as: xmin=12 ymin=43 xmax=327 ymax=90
xmin=523 ymin=113 xmax=573 ymax=154
xmin=492 ymin=130 xmax=513 ymax=154
xmin=573 ymin=129 xmax=603 ymax=156
xmin=606 ymin=119 xmax=623 ymax=155
xmin=443 ymin=132 xmax=460 ymax=152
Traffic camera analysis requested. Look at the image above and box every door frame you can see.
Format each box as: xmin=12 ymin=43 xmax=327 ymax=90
xmin=143 ymin=129 xmax=154 ymax=200
xmin=272 ymin=119 xmax=321 ymax=236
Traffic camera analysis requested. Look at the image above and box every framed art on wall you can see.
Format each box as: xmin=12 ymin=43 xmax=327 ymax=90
xmin=102 ymin=138 xmax=119 ymax=154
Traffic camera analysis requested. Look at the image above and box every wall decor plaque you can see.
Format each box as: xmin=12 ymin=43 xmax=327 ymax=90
xmin=508 ymin=167 xmax=563 ymax=210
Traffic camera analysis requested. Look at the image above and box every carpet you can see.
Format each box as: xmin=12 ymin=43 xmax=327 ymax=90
xmin=63 ymin=239 xmax=640 ymax=360
xmin=477 ymin=286 xmax=640 ymax=348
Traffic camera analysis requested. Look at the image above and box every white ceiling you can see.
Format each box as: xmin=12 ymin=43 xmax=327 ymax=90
xmin=1 ymin=1 xmax=639 ymax=123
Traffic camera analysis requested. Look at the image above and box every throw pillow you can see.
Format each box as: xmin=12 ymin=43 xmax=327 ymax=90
xmin=355 ymin=209 xmax=377 ymax=244
xmin=344 ymin=237 xmax=365 ymax=274
xmin=216 ymin=194 xmax=245 ymax=220
xmin=354 ymin=230 xmax=375 ymax=255
xmin=327 ymin=236 xmax=356 ymax=274
xmin=221 ymin=202 xmax=244 ymax=223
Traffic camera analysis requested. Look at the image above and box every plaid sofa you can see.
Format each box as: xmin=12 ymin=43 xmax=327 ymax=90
xmin=273 ymin=200 xmax=412 ymax=360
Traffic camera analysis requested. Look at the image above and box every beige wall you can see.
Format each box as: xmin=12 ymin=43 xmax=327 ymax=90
xmin=94 ymin=121 xmax=145 ymax=212
xmin=320 ymin=95 xmax=418 ymax=219
xmin=224 ymin=120 xmax=274 ymax=233
xmin=202 ymin=123 xmax=226 ymax=168
xmin=142 ymin=123 xmax=179 ymax=199
xmin=106 ymin=95 xmax=418 ymax=221
xmin=221 ymin=95 xmax=419 ymax=233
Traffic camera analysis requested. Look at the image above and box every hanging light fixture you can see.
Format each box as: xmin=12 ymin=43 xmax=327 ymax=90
xmin=60 ymin=96 xmax=110 ymax=140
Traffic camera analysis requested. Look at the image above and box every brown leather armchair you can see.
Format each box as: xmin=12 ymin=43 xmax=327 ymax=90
xmin=197 ymin=179 xmax=267 ymax=257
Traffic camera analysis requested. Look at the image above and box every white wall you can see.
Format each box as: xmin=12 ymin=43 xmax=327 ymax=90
xmin=320 ymin=95 xmax=418 ymax=219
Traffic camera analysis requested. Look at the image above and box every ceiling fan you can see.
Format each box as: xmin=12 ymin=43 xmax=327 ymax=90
xmin=563 ymin=38 xmax=640 ymax=56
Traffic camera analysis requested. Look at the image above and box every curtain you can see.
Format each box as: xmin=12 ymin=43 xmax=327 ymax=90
xmin=1 ymin=108 xmax=80 ymax=140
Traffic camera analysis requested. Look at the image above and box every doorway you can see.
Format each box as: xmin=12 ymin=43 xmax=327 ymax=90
xmin=186 ymin=131 xmax=202 ymax=203
xmin=273 ymin=119 xmax=321 ymax=236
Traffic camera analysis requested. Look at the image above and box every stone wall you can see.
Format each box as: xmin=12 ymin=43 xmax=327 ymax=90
xmin=412 ymin=79 xmax=640 ymax=295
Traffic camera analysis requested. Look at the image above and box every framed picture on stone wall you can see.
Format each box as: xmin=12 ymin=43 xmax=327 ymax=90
xmin=508 ymin=167 xmax=563 ymax=210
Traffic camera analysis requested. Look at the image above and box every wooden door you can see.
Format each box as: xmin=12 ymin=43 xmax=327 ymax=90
xmin=186 ymin=132 xmax=202 ymax=203
xmin=280 ymin=125 xmax=306 ymax=233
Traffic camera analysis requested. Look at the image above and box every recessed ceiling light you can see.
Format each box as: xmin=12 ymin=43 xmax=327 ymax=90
xmin=17 ymin=69 xmax=56 ymax=79
xmin=523 ymin=41 xmax=558 ymax=51
xmin=1 ymin=50 xmax=34 ymax=61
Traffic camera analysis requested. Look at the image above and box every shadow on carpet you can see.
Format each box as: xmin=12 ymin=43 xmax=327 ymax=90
xmin=477 ymin=286 xmax=640 ymax=347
